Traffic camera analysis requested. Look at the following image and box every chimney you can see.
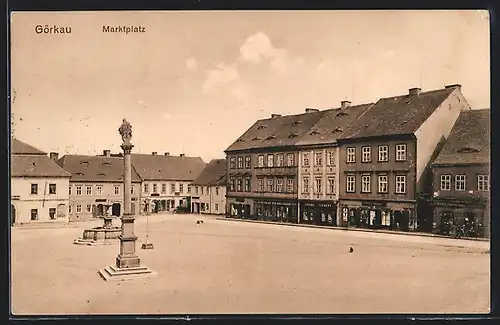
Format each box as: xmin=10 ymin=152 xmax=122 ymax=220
xmin=49 ymin=152 xmax=59 ymax=161
xmin=164 ymin=152 xmax=170 ymax=156
xmin=152 ymin=152 xmax=157 ymax=156
xmin=271 ymin=114 xmax=282 ymax=118
xmin=305 ymin=108 xmax=319 ymax=113
xmin=341 ymin=101 xmax=351 ymax=109
xmin=180 ymin=153 xmax=185 ymax=157
xmin=445 ymin=84 xmax=462 ymax=91
xmin=103 ymin=150 xmax=111 ymax=157
xmin=409 ymin=88 xmax=421 ymax=96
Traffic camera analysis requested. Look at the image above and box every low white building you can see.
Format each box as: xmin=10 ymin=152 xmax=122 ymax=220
xmin=190 ymin=159 xmax=227 ymax=215
xmin=10 ymin=139 xmax=71 ymax=225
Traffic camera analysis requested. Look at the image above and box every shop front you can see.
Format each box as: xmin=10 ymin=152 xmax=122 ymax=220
xmin=254 ymin=200 xmax=298 ymax=223
xmin=338 ymin=199 xmax=417 ymax=231
xmin=227 ymin=197 xmax=253 ymax=219
xmin=430 ymin=198 xmax=488 ymax=238
xmin=299 ymin=201 xmax=337 ymax=226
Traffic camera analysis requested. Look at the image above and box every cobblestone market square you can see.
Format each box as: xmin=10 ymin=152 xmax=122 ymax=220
xmin=11 ymin=214 xmax=490 ymax=315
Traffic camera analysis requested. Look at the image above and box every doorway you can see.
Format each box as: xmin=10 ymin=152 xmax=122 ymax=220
xmin=112 ymin=203 xmax=121 ymax=216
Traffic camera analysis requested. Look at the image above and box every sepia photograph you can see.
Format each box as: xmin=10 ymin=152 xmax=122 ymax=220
xmin=9 ymin=9 xmax=490 ymax=315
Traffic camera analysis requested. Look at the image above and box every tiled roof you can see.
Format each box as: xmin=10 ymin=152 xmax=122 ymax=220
xmin=11 ymin=155 xmax=71 ymax=178
xmin=225 ymin=110 xmax=328 ymax=152
xmin=339 ymin=88 xmax=456 ymax=140
xmin=296 ymin=103 xmax=373 ymax=146
xmin=432 ymin=109 xmax=490 ymax=166
xmin=11 ymin=139 xmax=47 ymax=155
xmin=192 ymin=159 xmax=227 ymax=186
xmin=56 ymin=155 xmax=142 ymax=183
xmin=131 ymin=154 xmax=206 ymax=181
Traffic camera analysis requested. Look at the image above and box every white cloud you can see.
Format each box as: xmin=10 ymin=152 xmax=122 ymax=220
xmin=185 ymin=57 xmax=199 ymax=71
xmin=202 ymin=63 xmax=239 ymax=94
xmin=163 ymin=113 xmax=173 ymax=120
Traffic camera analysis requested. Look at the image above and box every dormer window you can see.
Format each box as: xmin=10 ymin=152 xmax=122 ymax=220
xmin=102 ymin=162 xmax=111 ymax=167
xmin=309 ymin=131 xmax=320 ymax=135
xmin=332 ymin=127 xmax=343 ymax=133
xmin=457 ymin=147 xmax=481 ymax=154
xmin=292 ymin=121 xmax=302 ymax=126
xmin=266 ymin=135 xmax=276 ymax=140
xmin=288 ymin=133 xmax=298 ymax=138
xmin=236 ymin=138 xmax=245 ymax=143
xmin=80 ymin=161 xmax=89 ymax=165
xmin=336 ymin=112 xmax=348 ymax=117
xmin=76 ymin=172 xmax=84 ymax=176
xmin=257 ymin=125 xmax=267 ymax=130
xmin=97 ymin=173 xmax=106 ymax=176
xmin=252 ymin=137 xmax=261 ymax=141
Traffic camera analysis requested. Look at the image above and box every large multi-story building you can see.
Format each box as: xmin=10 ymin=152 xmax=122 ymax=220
xmin=336 ymin=85 xmax=471 ymax=232
xmin=428 ymin=109 xmax=490 ymax=238
xmin=56 ymin=150 xmax=142 ymax=221
xmin=295 ymin=101 xmax=373 ymax=226
xmin=225 ymin=109 xmax=328 ymax=222
xmin=130 ymin=152 xmax=206 ymax=214
xmin=11 ymin=139 xmax=71 ymax=225
xmin=190 ymin=158 xmax=227 ymax=215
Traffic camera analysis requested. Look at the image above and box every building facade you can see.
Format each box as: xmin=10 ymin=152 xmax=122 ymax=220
xmin=190 ymin=159 xmax=227 ymax=215
xmin=11 ymin=139 xmax=71 ymax=225
xmin=428 ymin=109 xmax=490 ymax=238
xmin=56 ymin=151 xmax=142 ymax=222
xmin=225 ymin=109 xmax=329 ymax=222
xmin=131 ymin=152 xmax=206 ymax=214
xmin=337 ymin=85 xmax=471 ymax=232
xmin=296 ymin=101 xmax=373 ymax=226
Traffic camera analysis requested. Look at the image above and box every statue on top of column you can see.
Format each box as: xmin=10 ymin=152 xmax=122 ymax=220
xmin=118 ymin=118 xmax=132 ymax=145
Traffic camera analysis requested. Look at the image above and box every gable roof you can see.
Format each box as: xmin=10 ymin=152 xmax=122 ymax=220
xmin=432 ymin=109 xmax=490 ymax=166
xmin=225 ymin=110 xmax=328 ymax=152
xmin=296 ymin=103 xmax=373 ymax=146
xmin=11 ymin=155 xmax=71 ymax=178
xmin=56 ymin=155 xmax=142 ymax=183
xmin=11 ymin=139 xmax=47 ymax=155
xmin=192 ymin=159 xmax=227 ymax=186
xmin=131 ymin=154 xmax=206 ymax=181
xmin=339 ymin=87 xmax=456 ymax=140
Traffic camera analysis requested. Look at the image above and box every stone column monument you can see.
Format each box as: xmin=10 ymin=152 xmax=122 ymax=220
xmin=98 ymin=118 xmax=158 ymax=281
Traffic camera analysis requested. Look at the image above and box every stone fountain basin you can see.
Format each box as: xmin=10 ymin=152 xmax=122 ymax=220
xmin=82 ymin=227 xmax=121 ymax=241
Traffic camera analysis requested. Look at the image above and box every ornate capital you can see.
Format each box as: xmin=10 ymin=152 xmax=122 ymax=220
xmin=121 ymin=144 xmax=134 ymax=154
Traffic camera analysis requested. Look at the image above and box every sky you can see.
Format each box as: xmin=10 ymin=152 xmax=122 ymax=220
xmin=10 ymin=10 xmax=490 ymax=162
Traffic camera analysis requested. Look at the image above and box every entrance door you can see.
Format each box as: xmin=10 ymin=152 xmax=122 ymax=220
xmin=11 ymin=204 xmax=16 ymax=226
xmin=440 ymin=211 xmax=454 ymax=236
xmin=97 ymin=204 xmax=104 ymax=216
xmin=112 ymin=203 xmax=121 ymax=216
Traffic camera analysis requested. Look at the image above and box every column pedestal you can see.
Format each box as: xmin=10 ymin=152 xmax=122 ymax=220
xmin=98 ymin=130 xmax=157 ymax=281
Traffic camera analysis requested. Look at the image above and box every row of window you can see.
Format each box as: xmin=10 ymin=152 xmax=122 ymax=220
xmin=229 ymin=156 xmax=252 ymax=169
xmin=301 ymin=176 xmax=336 ymax=195
xmin=29 ymin=208 xmax=59 ymax=220
xmin=69 ymin=184 xmax=128 ymax=196
xmin=30 ymin=183 xmax=57 ymax=195
xmin=440 ymin=174 xmax=490 ymax=192
xmin=144 ymin=183 xmax=189 ymax=194
xmin=257 ymin=153 xmax=296 ymax=168
xmin=302 ymin=151 xmax=336 ymax=167
xmin=256 ymin=177 xmax=295 ymax=193
xmin=199 ymin=202 xmax=220 ymax=212
xmin=343 ymin=174 xmax=407 ymax=194
xmin=193 ymin=186 xmax=221 ymax=196
xmin=229 ymin=177 xmax=252 ymax=192
xmin=346 ymin=144 xmax=407 ymax=163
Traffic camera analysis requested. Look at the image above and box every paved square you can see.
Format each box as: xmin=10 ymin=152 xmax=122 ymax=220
xmin=11 ymin=214 xmax=490 ymax=315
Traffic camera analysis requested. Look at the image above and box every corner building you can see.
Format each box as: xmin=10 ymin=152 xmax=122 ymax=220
xmin=225 ymin=109 xmax=328 ymax=222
